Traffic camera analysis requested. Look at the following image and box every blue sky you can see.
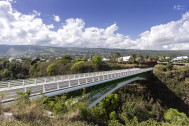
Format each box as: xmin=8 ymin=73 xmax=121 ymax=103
xmin=13 ymin=0 xmax=188 ymax=39
xmin=0 ymin=0 xmax=189 ymax=49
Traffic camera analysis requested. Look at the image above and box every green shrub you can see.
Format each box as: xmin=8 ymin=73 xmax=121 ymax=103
xmin=46 ymin=63 xmax=57 ymax=76
xmin=91 ymin=56 xmax=102 ymax=66
xmin=166 ymin=64 xmax=173 ymax=70
xmin=164 ymin=108 xmax=189 ymax=125
xmin=157 ymin=65 xmax=167 ymax=72
xmin=164 ymin=108 xmax=187 ymax=121
xmin=71 ymin=61 xmax=85 ymax=72
xmin=16 ymin=89 xmax=31 ymax=104
xmin=11 ymin=90 xmax=46 ymax=121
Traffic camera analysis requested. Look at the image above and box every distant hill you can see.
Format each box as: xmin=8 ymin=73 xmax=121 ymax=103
xmin=0 ymin=44 xmax=189 ymax=58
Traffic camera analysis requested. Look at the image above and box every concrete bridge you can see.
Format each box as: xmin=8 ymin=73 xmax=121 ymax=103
xmin=0 ymin=67 xmax=153 ymax=103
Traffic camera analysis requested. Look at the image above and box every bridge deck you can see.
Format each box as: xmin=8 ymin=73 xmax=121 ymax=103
xmin=0 ymin=68 xmax=153 ymax=102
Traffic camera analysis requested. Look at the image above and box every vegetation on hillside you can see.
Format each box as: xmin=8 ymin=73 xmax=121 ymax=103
xmin=154 ymin=65 xmax=189 ymax=103
xmin=1 ymin=45 xmax=189 ymax=57
xmin=0 ymin=55 xmax=149 ymax=81
xmin=0 ymin=65 xmax=189 ymax=125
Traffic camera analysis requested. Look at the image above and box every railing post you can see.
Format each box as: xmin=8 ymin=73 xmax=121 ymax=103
xmin=8 ymin=82 xmax=10 ymax=88
xmin=45 ymin=78 xmax=47 ymax=83
xmin=54 ymin=77 xmax=56 ymax=82
xmin=43 ymin=84 xmax=45 ymax=93
xmin=57 ymin=82 xmax=59 ymax=89
xmin=23 ymin=80 xmax=25 ymax=86
xmin=69 ymin=80 xmax=71 ymax=87
xmin=24 ymin=86 xmax=26 ymax=92
xmin=78 ymin=79 xmax=80 ymax=85
xmin=93 ymin=77 xmax=95 ymax=82
xmin=107 ymin=74 xmax=109 ymax=79
xmin=103 ymin=75 xmax=104 ymax=80
xmin=35 ymin=79 xmax=37 ymax=84
xmin=86 ymin=78 xmax=88 ymax=83
xmin=98 ymin=76 xmax=100 ymax=81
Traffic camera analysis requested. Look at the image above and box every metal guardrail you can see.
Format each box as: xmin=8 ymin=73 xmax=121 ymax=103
xmin=0 ymin=68 xmax=141 ymax=89
xmin=0 ymin=68 xmax=153 ymax=102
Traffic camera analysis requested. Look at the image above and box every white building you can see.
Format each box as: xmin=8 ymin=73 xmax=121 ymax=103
xmin=102 ymin=57 xmax=110 ymax=61
xmin=118 ymin=56 xmax=131 ymax=62
xmin=165 ymin=57 xmax=170 ymax=59
xmin=16 ymin=59 xmax=23 ymax=63
xmin=9 ymin=57 xmax=14 ymax=62
xmin=172 ymin=56 xmax=188 ymax=62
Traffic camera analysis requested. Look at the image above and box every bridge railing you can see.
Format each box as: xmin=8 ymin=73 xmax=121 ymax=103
xmin=0 ymin=68 xmax=153 ymax=102
xmin=0 ymin=68 xmax=141 ymax=89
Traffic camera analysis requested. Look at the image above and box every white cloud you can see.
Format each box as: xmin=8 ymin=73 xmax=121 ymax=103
xmin=33 ymin=10 xmax=40 ymax=16
xmin=1 ymin=1 xmax=189 ymax=50
xmin=173 ymin=5 xmax=184 ymax=11
xmin=131 ymin=12 xmax=189 ymax=50
xmin=5 ymin=0 xmax=16 ymax=3
xmin=53 ymin=14 xmax=60 ymax=22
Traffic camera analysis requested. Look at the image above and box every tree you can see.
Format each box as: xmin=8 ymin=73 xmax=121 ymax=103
xmin=91 ymin=56 xmax=102 ymax=66
xmin=154 ymin=56 xmax=159 ymax=61
xmin=46 ymin=63 xmax=57 ymax=76
xmin=138 ymin=55 xmax=144 ymax=63
xmin=166 ymin=64 xmax=173 ymax=70
xmin=62 ymin=55 xmax=72 ymax=61
xmin=131 ymin=54 xmax=136 ymax=59
xmin=131 ymin=54 xmax=137 ymax=63
xmin=62 ymin=55 xmax=72 ymax=64
xmin=163 ymin=55 xmax=166 ymax=61
xmin=71 ymin=61 xmax=85 ymax=72
xmin=164 ymin=108 xmax=189 ymax=125
xmin=114 ymin=52 xmax=121 ymax=59
xmin=29 ymin=64 xmax=38 ymax=77
xmin=145 ymin=55 xmax=149 ymax=60
xmin=82 ymin=57 xmax=88 ymax=62
xmin=75 ymin=58 xmax=82 ymax=62
xmin=1 ymin=69 xmax=10 ymax=80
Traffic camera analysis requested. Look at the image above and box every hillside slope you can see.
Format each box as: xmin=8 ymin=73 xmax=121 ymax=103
xmin=1 ymin=45 xmax=189 ymax=57
xmin=0 ymin=65 xmax=189 ymax=125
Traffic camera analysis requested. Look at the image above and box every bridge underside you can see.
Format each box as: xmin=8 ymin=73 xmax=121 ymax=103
xmin=87 ymin=77 xmax=146 ymax=108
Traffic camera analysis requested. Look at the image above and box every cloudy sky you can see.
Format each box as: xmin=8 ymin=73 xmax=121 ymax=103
xmin=0 ymin=0 xmax=189 ymax=50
